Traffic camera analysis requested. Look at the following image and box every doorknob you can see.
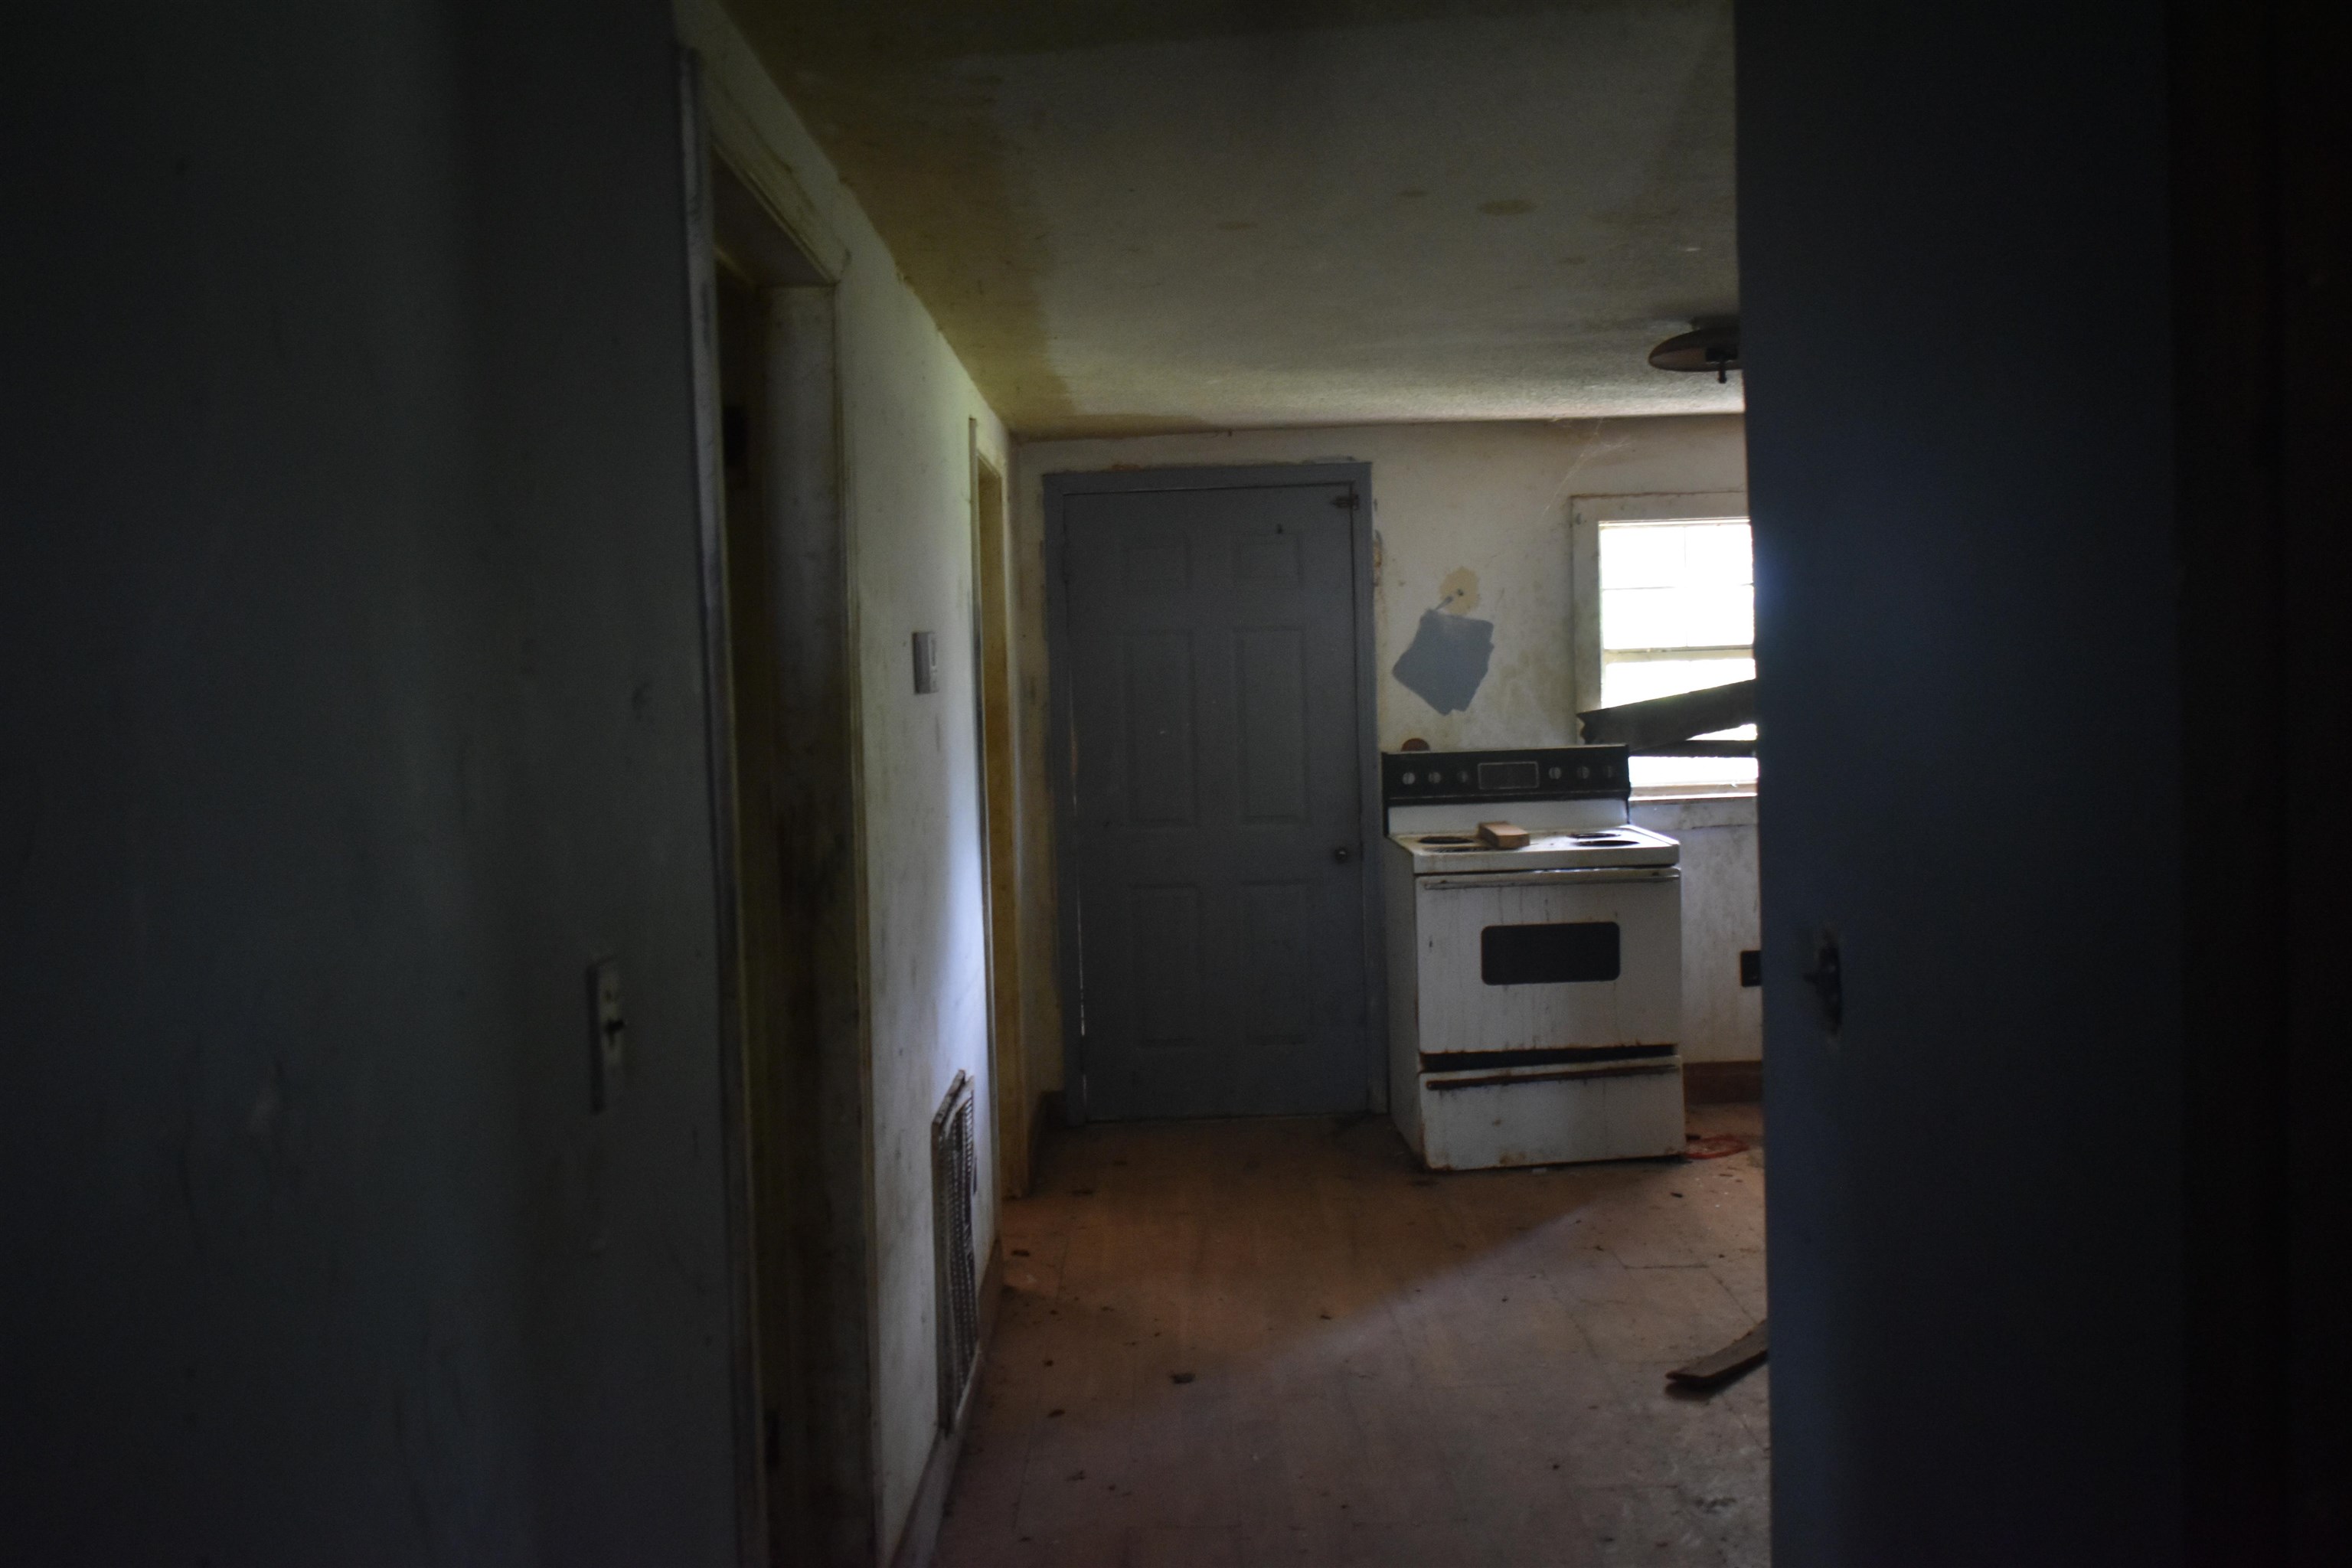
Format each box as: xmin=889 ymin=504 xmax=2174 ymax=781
xmin=1802 ymin=926 xmax=1842 ymax=1034
xmin=1332 ymin=846 xmax=1354 ymax=863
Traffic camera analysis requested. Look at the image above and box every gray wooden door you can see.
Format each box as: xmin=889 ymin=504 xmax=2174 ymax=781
xmin=1059 ymin=473 xmax=1372 ymax=1120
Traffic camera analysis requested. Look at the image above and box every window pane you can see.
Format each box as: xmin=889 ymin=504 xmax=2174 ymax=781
xmin=1681 ymin=523 xmax=1753 ymax=585
xmin=1602 ymin=584 xmax=1753 ymax=650
xmin=1600 ymin=655 xmax=1755 ymax=709
xmin=1597 ymin=524 xmax=1688 ymax=590
xmin=1594 ymin=518 xmax=1756 ymax=794
xmin=1631 ymin=753 xmax=1759 ymax=791
xmin=1597 ymin=520 xmax=1753 ymax=651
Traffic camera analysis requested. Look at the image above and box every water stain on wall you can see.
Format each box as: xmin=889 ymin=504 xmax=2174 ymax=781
xmin=1434 ymin=565 xmax=1480 ymax=614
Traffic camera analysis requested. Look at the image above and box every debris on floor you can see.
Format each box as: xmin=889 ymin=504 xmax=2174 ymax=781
xmin=939 ymin=1107 xmax=1769 ymax=1566
xmin=1667 ymin=1318 xmax=1769 ymax=1392
xmin=1684 ymin=1132 xmax=1749 ymax=1159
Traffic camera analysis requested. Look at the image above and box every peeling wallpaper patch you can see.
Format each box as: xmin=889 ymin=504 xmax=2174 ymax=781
xmin=1392 ymin=606 xmax=1495 ymax=714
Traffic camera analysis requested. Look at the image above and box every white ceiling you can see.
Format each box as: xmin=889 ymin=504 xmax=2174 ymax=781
xmin=730 ymin=1 xmax=1740 ymax=437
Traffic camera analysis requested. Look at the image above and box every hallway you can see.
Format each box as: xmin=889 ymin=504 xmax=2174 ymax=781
xmin=939 ymin=1109 xmax=1769 ymax=1567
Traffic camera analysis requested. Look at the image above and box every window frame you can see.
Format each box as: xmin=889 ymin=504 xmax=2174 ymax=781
xmin=1567 ymin=489 xmax=1756 ymax=798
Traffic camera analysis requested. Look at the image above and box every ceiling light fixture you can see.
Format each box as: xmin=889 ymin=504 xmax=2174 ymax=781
xmin=1648 ymin=320 xmax=1741 ymax=383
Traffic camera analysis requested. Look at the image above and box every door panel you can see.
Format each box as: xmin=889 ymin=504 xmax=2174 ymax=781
xmin=1120 ymin=632 xmax=1196 ymax=825
xmin=1063 ymin=478 xmax=1370 ymax=1119
xmin=1235 ymin=629 xmax=1309 ymax=822
xmin=1132 ymin=885 xmax=1204 ymax=1047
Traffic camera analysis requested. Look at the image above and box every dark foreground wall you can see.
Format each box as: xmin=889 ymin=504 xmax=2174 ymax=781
xmin=1740 ymin=2 xmax=2186 ymax=1563
xmin=1746 ymin=0 xmax=2352 ymax=1560
xmin=0 ymin=2 xmax=740 ymax=1561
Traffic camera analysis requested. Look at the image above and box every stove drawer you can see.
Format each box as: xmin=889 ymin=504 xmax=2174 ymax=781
xmin=1416 ymin=1060 xmax=1686 ymax=1169
xmin=1411 ymin=867 xmax=1681 ymax=1057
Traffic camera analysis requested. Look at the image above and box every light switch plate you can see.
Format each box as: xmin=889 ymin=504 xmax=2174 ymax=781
xmin=912 ymin=629 xmax=939 ymax=694
xmin=589 ymin=956 xmax=626 ymax=1112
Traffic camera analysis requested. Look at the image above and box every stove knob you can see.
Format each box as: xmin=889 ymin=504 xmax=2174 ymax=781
xmin=1548 ymin=766 xmax=1562 ymax=779
xmin=1400 ymin=770 xmax=1416 ymax=785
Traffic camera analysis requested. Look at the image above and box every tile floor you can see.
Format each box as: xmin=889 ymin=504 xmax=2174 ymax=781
xmin=936 ymin=1104 xmax=1769 ymax=1566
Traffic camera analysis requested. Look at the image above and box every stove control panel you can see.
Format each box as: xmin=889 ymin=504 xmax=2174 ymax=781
xmin=1380 ymin=745 xmax=1631 ymax=806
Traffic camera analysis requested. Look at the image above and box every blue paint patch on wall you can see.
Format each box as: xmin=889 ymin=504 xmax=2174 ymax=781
xmin=1391 ymin=607 xmax=1495 ymax=714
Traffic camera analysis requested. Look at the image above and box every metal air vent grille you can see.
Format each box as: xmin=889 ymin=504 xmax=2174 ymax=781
xmin=931 ymin=1072 xmax=981 ymax=1429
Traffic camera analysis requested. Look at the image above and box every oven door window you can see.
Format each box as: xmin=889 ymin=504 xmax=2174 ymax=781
xmin=1481 ymin=921 xmax=1622 ymax=985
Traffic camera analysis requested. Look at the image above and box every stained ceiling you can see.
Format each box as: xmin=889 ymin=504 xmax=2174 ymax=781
xmin=727 ymin=1 xmax=1739 ymax=436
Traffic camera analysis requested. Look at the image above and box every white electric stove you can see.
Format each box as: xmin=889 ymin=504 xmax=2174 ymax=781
xmin=1382 ymin=746 xmax=1687 ymax=1170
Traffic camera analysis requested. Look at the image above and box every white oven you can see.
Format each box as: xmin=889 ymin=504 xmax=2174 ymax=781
xmin=1382 ymin=747 xmax=1687 ymax=1169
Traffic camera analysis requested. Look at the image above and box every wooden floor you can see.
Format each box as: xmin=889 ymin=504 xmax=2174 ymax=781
xmin=936 ymin=1105 xmax=1769 ymax=1567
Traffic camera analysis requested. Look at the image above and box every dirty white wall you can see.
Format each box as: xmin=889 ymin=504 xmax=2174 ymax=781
xmin=1632 ymin=796 xmax=1762 ymax=1066
xmin=680 ymin=2 xmax=1011 ymax=1556
xmin=1013 ymin=416 xmax=1762 ymax=1099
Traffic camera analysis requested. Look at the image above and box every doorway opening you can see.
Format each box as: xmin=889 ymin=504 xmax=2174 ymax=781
xmin=944 ymin=451 xmax=1768 ymax=1565
xmin=693 ymin=139 xmax=875 ymax=1565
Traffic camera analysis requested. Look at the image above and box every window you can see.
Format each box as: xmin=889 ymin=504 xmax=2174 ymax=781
xmin=1572 ymin=494 xmax=1757 ymax=795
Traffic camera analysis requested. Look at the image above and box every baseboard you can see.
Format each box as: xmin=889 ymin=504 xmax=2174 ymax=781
xmin=886 ymin=1244 xmax=1004 ymax=1568
xmin=1684 ymin=1060 xmax=1764 ymax=1104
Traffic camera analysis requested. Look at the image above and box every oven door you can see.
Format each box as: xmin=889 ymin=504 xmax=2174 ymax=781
xmin=1410 ymin=866 xmax=1681 ymax=1059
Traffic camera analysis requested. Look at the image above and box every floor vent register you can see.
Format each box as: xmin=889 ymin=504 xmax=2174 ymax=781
xmin=931 ymin=1071 xmax=981 ymax=1430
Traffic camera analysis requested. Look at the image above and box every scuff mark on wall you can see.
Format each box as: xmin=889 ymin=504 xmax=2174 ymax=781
xmin=1392 ymin=606 xmax=1494 ymax=714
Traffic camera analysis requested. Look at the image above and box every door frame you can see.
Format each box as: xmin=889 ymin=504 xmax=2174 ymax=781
xmin=676 ymin=60 xmax=761 ymax=1566
xmin=681 ymin=48 xmax=878 ymax=1568
xmin=1042 ymin=462 xmax=1386 ymax=1124
xmin=967 ymin=435 xmax=1029 ymax=1194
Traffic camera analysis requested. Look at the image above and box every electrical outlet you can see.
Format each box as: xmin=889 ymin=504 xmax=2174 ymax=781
xmin=589 ymin=956 xmax=626 ymax=1112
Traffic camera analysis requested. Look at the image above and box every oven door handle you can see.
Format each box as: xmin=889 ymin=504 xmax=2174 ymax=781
xmin=1418 ymin=867 xmax=1679 ymax=890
